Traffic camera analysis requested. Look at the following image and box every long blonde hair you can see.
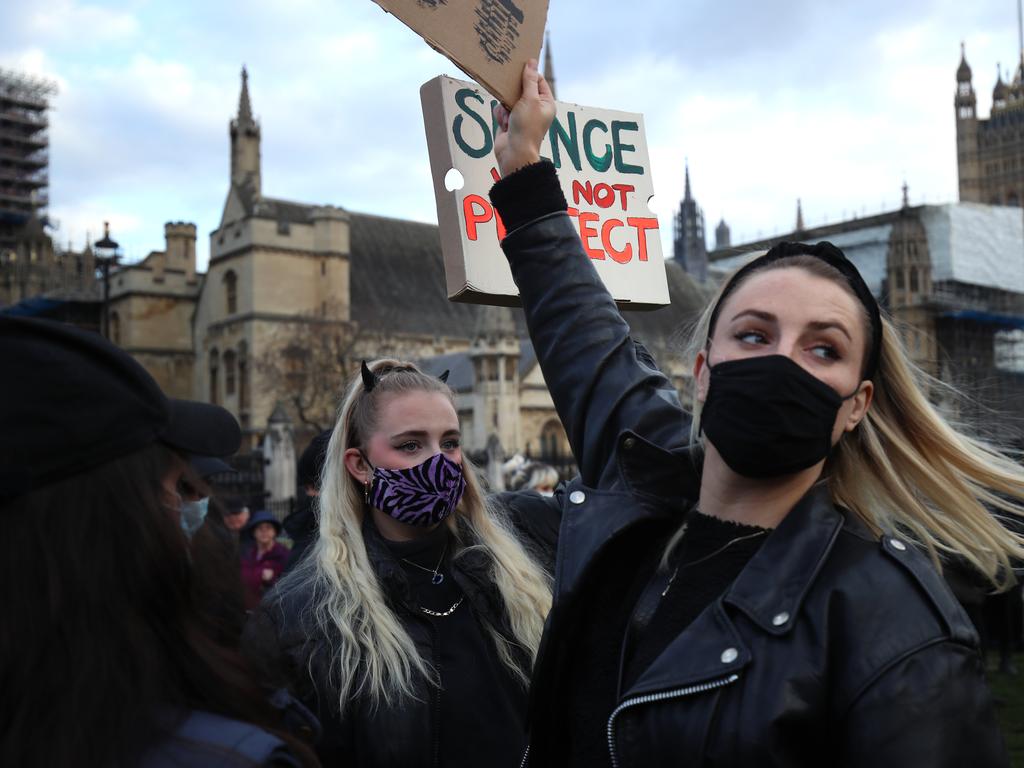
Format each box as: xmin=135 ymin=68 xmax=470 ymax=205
xmin=685 ymin=254 xmax=1024 ymax=589
xmin=279 ymin=359 xmax=552 ymax=715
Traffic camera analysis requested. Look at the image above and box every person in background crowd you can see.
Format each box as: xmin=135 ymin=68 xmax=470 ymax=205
xmin=282 ymin=429 xmax=332 ymax=573
xmin=243 ymin=359 xmax=556 ymax=767
xmin=506 ymin=460 xmax=559 ymax=496
xmin=224 ymin=497 xmax=252 ymax=535
xmin=0 ymin=316 xmax=318 ymax=767
xmin=241 ymin=510 xmax=291 ymax=610
xmin=184 ymin=457 xmax=249 ymax=643
xmin=485 ymin=60 xmax=1021 ymax=767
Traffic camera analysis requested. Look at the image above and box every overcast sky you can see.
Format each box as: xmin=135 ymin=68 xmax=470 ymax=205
xmin=1 ymin=0 xmax=1019 ymax=269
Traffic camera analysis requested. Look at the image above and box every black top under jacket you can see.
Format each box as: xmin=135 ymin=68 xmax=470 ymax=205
xmin=387 ymin=524 xmax=527 ymax=768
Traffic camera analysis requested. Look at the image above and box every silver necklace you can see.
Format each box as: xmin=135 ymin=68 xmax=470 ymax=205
xmin=661 ymin=526 xmax=768 ymax=597
xmin=401 ymin=540 xmax=448 ymax=585
xmin=419 ymin=596 xmax=464 ymax=617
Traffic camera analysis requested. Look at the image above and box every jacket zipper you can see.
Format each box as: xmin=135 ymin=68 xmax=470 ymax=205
xmin=518 ymin=744 xmax=530 ymax=768
xmin=606 ymin=673 xmax=740 ymax=768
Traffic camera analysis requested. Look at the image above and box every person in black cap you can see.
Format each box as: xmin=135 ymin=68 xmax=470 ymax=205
xmin=0 ymin=316 xmax=318 ymax=767
xmin=281 ymin=430 xmax=332 ymax=573
xmin=478 ymin=61 xmax=1023 ymax=767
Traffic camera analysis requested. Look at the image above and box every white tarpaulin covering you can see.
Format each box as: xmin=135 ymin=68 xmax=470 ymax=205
xmin=708 ymin=202 xmax=1024 ymax=298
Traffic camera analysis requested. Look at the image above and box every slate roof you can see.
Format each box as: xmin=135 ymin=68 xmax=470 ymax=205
xmin=348 ymin=211 xmax=527 ymax=338
xmin=348 ymin=210 xmax=711 ymax=346
xmin=417 ymin=351 xmax=476 ymax=393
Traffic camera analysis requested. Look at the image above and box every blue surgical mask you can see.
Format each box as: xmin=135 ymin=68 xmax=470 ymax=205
xmin=180 ymin=497 xmax=209 ymax=538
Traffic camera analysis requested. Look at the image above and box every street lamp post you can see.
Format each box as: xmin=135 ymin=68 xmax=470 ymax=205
xmin=94 ymin=221 xmax=120 ymax=340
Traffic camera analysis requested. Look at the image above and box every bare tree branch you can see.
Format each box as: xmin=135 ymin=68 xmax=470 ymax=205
xmin=254 ymin=299 xmax=361 ymax=433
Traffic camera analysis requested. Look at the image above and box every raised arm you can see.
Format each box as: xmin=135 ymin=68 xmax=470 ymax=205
xmin=489 ymin=61 xmax=691 ymax=488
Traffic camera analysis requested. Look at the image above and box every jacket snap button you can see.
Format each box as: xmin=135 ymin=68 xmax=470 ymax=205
xmin=721 ymin=647 xmax=738 ymax=664
xmin=890 ymin=538 xmax=907 ymax=551
xmin=772 ymin=612 xmax=790 ymax=627
xmin=623 ymin=437 xmax=636 ymax=450
xmin=569 ymin=491 xmax=586 ymax=505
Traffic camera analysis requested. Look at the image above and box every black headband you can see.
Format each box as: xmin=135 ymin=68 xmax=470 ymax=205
xmin=707 ymin=241 xmax=883 ymax=380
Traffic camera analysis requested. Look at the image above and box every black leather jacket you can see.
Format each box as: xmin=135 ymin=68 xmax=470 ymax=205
xmin=242 ymin=510 xmax=558 ymax=768
xmin=492 ymin=163 xmax=1008 ymax=768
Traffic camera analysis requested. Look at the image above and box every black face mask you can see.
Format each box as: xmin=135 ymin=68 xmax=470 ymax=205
xmin=700 ymin=355 xmax=860 ymax=479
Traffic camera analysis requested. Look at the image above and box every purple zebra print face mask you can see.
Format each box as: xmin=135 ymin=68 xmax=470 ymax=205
xmin=366 ymin=453 xmax=467 ymax=527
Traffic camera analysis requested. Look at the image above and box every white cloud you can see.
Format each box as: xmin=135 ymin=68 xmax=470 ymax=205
xmin=1 ymin=0 xmax=1018 ymax=273
xmin=17 ymin=0 xmax=139 ymax=46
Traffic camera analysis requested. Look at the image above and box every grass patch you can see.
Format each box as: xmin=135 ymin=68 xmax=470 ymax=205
xmin=990 ymin=653 xmax=1024 ymax=766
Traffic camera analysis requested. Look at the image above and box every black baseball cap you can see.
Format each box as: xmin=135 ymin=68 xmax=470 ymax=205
xmin=0 ymin=316 xmax=241 ymax=505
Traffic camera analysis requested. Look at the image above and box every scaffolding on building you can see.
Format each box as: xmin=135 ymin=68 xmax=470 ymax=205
xmin=0 ymin=68 xmax=57 ymax=250
xmin=927 ymin=281 xmax=1024 ymax=447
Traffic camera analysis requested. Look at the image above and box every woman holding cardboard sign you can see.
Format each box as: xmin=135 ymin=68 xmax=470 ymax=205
xmin=243 ymin=359 xmax=556 ymax=767
xmin=488 ymin=60 xmax=1019 ymax=767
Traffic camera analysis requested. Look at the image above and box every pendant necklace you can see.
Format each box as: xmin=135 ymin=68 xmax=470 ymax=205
xmin=661 ymin=526 xmax=768 ymax=598
xmin=401 ymin=540 xmax=448 ymax=585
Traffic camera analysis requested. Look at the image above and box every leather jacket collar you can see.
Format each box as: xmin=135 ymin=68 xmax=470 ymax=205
xmin=611 ymin=432 xmax=847 ymax=697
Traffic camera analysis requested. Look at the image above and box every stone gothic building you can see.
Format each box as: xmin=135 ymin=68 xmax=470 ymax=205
xmin=955 ymin=43 xmax=1024 ymax=206
xmin=99 ymin=69 xmax=710 ymax=457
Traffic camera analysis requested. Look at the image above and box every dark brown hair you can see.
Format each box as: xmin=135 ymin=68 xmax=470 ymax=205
xmin=0 ymin=443 xmax=318 ymax=767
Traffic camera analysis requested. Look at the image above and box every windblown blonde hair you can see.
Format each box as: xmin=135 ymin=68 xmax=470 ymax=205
xmin=280 ymin=359 xmax=551 ymax=715
xmin=684 ymin=254 xmax=1024 ymax=590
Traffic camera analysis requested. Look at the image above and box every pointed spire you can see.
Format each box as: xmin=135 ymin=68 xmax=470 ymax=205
xmin=684 ymin=160 xmax=692 ymax=201
xmin=795 ymin=199 xmax=805 ymax=232
xmin=237 ymin=66 xmax=255 ymax=126
xmin=901 ymin=181 xmax=909 ymax=208
xmin=957 ymin=41 xmax=972 ymax=82
xmin=543 ymin=33 xmax=557 ymax=100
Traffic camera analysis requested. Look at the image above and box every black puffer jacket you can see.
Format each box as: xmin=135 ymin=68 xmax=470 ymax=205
xmin=491 ymin=162 xmax=1008 ymax=768
xmin=242 ymin=507 xmax=558 ymax=768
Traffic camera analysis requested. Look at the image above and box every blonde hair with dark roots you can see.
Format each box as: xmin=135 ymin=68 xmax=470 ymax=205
xmin=684 ymin=255 xmax=1024 ymax=589
xmin=279 ymin=359 xmax=552 ymax=715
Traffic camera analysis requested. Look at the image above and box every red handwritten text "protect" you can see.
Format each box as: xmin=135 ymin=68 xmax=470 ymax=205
xmin=461 ymin=177 xmax=659 ymax=264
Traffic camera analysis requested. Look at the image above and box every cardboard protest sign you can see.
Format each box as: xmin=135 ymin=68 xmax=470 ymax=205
xmin=372 ymin=0 xmax=547 ymax=107
xmin=421 ymin=75 xmax=669 ymax=310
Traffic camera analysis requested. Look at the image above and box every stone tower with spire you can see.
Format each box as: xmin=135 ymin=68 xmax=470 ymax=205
xmin=955 ymin=44 xmax=982 ymax=203
xmin=195 ymin=67 xmax=352 ymax=445
xmin=231 ymin=67 xmax=261 ymax=195
xmin=672 ymin=162 xmax=708 ymax=282
xmin=885 ymin=182 xmax=936 ymax=374
xmin=955 ymin=36 xmax=1024 ymax=206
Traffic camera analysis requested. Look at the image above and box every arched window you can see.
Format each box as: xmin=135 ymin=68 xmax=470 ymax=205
xmin=224 ymin=270 xmax=237 ymax=315
xmin=209 ymin=349 xmax=220 ymax=405
xmin=540 ymin=419 xmax=564 ymax=458
xmin=109 ymin=312 xmax=121 ymax=345
xmin=895 ymin=269 xmax=905 ymax=290
xmin=224 ymin=350 xmax=237 ymax=396
xmin=909 ymin=267 xmax=919 ymax=293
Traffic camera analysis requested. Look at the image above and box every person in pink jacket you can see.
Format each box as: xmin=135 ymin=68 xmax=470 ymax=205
xmin=241 ymin=510 xmax=290 ymax=610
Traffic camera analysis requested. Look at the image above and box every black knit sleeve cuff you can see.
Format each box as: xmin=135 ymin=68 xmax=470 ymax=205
xmin=489 ymin=160 xmax=568 ymax=234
